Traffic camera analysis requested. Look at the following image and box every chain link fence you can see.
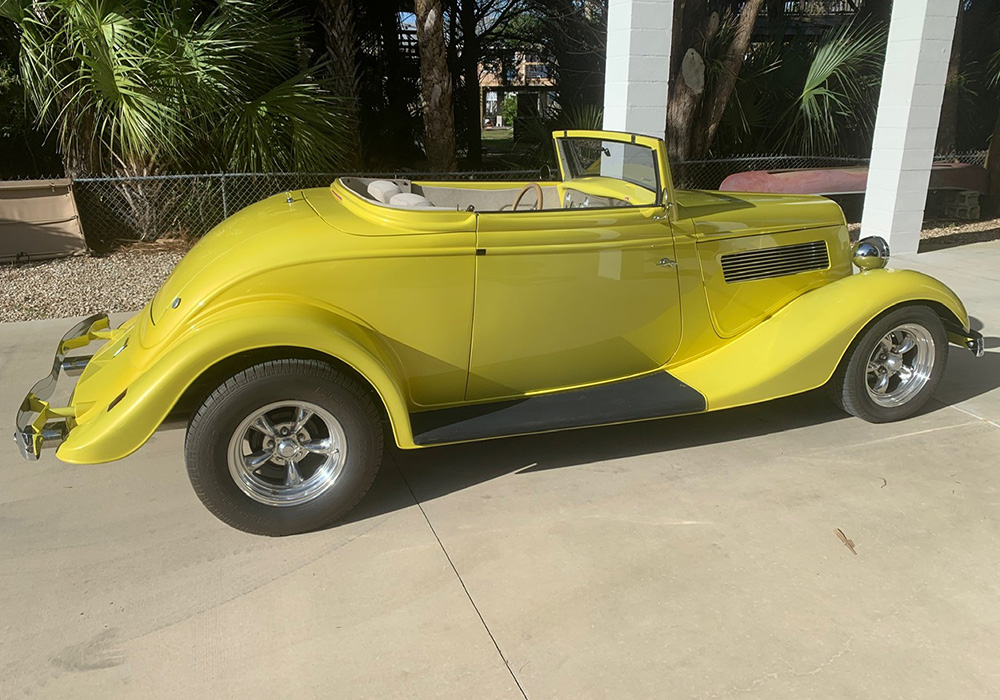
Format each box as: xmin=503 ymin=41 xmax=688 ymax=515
xmin=779 ymin=1 xmax=860 ymax=14
xmin=73 ymin=169 xmax=538 ymax=248
xmin=69 ymin=152 xmax=988 ymax=245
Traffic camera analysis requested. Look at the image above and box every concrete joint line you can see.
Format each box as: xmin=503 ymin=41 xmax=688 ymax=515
xmin=939 ymin=399 xmax=1000 ymax=429
xmin=391 ymin=457 xmax=530 ymax=700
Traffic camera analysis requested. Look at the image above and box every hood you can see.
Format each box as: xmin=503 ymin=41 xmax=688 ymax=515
xmin=674 ymin=189 xmax=846 ymax=240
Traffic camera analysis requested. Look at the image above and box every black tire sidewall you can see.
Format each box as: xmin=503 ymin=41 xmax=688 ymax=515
xmin=185 ymin=360 xmax=382 ymax=535
xmin=840 ymin=306 xmax=948 ymax=423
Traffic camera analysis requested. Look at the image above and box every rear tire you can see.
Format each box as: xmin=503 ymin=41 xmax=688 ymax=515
xmin=829 ymin=305 xmax=947 ymax=423
xmin=185 ymin=359 xmax=383 ymax=536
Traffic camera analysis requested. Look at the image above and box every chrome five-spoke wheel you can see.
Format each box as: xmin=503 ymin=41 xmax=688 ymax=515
xmin=228 ymin=401 xmax=347 ymax=506
xmin=185 ymin=359 xmax=383 ymax=536
xmin=865 ymin=324 xmax=936 ymax=407
xmin=830 ymin=306 xmax=947 ymax=423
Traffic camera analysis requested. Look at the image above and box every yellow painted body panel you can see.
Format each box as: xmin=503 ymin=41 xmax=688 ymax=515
xmin=145 ymin=190 xmax=476 ymax=406
xmin=678 ymin=188 xmax=854 ymax=339
xmin=468 ymin=205 xmax=680 ymax=399
xmin=665 ymin=188 xmax=851 ymax=365
xmin=60 ymin=299 xmax=418 ymax=463
xmin=695 ymin=225 xmax=851 ymax=337
xmin=24 ymin=129 xmax=976 ymax=465
xmin=669 ymin=268 xmax=969 ymax=410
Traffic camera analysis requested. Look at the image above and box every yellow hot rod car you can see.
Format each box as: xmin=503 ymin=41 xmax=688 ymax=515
xmin=15 ymin=130 xmax=984 ymax=535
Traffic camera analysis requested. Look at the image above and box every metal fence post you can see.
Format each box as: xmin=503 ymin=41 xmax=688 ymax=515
xmin=220 ymin=173 xmax=229 ymax=219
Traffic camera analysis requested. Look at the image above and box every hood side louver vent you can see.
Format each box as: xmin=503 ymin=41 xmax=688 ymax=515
xmin=720 ymin=241 xmax=829 ymax=283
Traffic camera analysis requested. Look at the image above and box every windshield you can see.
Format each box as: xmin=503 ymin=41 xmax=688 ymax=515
xmin=556 ymin=137 xmax=660 ymax=194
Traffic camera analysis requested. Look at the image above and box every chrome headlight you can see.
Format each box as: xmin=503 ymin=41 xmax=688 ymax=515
xmin=853 ymin=236 xmax=890 ymax=270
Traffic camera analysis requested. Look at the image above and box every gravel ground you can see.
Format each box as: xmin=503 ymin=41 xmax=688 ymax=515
xmin=847 ymin=217 xmax=1000 ymax=247
xmin=0 ymin=247 xmax=185 ymax=323
xmin=918 ymin=216 xmax=1000 ymax=250
xmin=2 ymin=216 xmax=999 ymax=324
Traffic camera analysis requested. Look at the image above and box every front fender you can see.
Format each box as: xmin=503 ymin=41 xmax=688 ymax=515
xmin=670 ymin=268 xmax=970 ymax=411
xmin=57 ymin=300 xmax=415 ymax=464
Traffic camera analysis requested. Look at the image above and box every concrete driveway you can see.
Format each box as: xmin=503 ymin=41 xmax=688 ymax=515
xmin=2 ymin=242 xmax=998 ymax=700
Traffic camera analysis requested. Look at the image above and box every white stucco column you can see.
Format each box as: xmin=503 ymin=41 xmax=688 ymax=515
xmin=603 ymin=0 xmax=673 ymax=138
xmin=861 ymin=0 xmax=959 ymax=254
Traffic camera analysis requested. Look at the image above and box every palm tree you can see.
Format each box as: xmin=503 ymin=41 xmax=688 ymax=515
xmin=414 ymin=0 xmax=457 ymax=171
xmin=1 ymin=0 xmax=351 ymax=177
xmin=709 ymin=18 xmax=886 ymax=159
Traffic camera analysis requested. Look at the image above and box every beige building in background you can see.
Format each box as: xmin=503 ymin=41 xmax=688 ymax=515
xmin=480 ymin=52 xmax=557 ymax=127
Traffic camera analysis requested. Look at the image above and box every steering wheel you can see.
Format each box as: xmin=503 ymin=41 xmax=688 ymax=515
xmin=512 ymin=182 xmax=543 ymax=211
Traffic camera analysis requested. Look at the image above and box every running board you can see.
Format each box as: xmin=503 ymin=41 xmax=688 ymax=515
xmin=410 ymin=372 xmax=706 ymax=446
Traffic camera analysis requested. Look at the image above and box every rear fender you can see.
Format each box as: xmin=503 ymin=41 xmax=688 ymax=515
xmin=58 ymin=300 xmax=414 ymax=464
xmin=670 ymin=268 xmax=970 ymax=411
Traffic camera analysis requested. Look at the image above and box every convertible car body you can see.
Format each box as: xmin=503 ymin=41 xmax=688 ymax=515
xmin=15 ymin=130 xmax=984 ymax=535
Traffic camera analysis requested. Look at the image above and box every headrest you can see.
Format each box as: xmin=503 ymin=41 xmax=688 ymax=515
xmin=389 ymin=192 xmax=435 ymax=208
xmin=367 ymin=180 xmax=402 ymax=203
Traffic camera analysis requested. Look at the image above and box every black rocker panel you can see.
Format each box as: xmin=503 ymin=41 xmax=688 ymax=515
xmin=410 ymin=372 xmax=706 ymax=446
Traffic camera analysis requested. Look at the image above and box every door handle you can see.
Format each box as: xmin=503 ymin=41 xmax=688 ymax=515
xmin=657 ymin=257 xmax=677 ymax=268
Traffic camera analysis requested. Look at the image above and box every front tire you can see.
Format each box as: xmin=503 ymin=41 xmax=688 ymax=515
xmin=185 ymin=359 xmax=383 ymax=536
xmin=829 ymin=305 xmax=947 ymax=423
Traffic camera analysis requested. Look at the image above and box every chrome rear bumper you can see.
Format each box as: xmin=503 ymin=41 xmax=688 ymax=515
xmin=14 ymin=313 xmax=111 ymax=460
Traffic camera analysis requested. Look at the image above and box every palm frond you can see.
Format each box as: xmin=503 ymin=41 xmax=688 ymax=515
xmin=0 ymin=0 xmax=28 ymax=22
xmin=781 ymin=19 xmax=886 ymax=155
xmin=9 ymin=0 xmax=351 ymax=175
xmin=221 ymin=67 xmax=351 ymax=172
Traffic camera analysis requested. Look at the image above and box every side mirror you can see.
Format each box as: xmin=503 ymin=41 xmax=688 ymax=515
xmin=539 ymin=164 xmax=552 ymax=180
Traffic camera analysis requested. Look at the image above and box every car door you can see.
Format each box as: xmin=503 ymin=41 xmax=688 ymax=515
xmin=467 ymin=138 xmax=682 ymax=401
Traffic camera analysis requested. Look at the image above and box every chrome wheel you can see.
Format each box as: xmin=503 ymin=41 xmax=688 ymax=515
xmin=227 ymin=401 xmax=347 ymax=507
xmin=865 ymin=323 xmax=936 ymax=408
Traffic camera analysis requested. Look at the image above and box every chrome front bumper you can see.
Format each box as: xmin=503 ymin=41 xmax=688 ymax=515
xmin=967 ymin=329 xmax=986 ymax=358
xmin=943 ymin=317 xmax=985 ymax=358
xmin=14 ymin=313 xmax=112 ymax=460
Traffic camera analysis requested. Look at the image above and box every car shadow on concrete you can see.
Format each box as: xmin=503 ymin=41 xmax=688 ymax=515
xmin=343 ymin=392 xmax=845 ymax=527
xmin=343 ymin=342 xmax=1000 ymax=527
xmin=934 ymin=333 xmax=1000 ymax=403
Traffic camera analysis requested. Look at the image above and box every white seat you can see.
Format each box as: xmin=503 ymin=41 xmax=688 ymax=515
xmin=389 ymin=192 xmax=435 ymax=208
xmin=367 ymin=180 xmax=402 ymax=203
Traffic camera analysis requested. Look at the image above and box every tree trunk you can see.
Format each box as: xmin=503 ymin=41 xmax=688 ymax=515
xmin=666 ymin=47 xmax=707 ymax=162
xmin=936 ymin=5 xmax=963 ymax=155
xmin=318 ymin=0 xmax=363 ymax=169
xmin=60 ymin=108 xmax=96 ymax=177
xmin=695 ymin=0 xmax=765 ymax=157
xmin=666 ymin=0 xmax=764 ymax=161
xmin=414 ymin=0 xmax=457 ymax=171
xmin=460 ymin=0 xmax=482 ymax=167
xmin=666 ymin=4 xmax=718 ymax=162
